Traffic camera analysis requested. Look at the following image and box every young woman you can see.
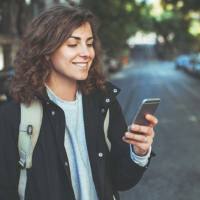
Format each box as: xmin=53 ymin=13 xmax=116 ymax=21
xmin=0 ymin=5 xmax=158 ymax=200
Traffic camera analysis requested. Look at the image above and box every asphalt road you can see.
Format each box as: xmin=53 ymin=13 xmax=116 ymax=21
xmin=110 ymin=60 xmax=200 ymax=200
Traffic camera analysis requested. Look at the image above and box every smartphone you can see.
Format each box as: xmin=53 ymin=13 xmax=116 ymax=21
xmin=132 ymin=98 xmax=160 ymax=126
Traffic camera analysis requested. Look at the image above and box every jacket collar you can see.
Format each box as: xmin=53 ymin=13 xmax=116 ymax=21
xmin=36 ymin=81 xmax=120 ymax=107
xmin=101 ymin=81 xmax=120 ymax=107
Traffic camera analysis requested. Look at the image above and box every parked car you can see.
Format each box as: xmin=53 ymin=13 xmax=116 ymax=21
xmin=175 ymin=54 xmax=193 ymax=71
xmin=191 ymin=54 xmax=200 ymax=76
xmin=103 ymin=56 xmax=122 ymax=74
xmin=175 ymin=53 xmax=200 ymax=76
xmin=0 ymin=67 xmax=14 ymax=102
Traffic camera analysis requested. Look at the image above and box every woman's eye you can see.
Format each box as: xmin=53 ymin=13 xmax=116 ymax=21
xmin=87 ymin=43 xmax=94 ymax=47
xmin=67 ymin=44 xmax=77 ymax=47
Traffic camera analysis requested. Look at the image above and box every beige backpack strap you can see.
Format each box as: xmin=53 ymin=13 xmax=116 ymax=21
xmin=104 ymin=108 xmax=111 ymax=151
xmin=18 ymin=100 xmax=43 ymax=200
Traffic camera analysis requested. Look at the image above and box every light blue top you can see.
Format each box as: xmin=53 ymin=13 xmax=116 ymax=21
xmin=47 ymin=87 xmax=98 ymax=200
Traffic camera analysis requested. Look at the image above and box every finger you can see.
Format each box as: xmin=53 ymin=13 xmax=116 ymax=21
xmin=122 ymin=136 xmax=150 ymax=148
xmin=129 ymin=124 xmax=153 ymax=136
xmin=122 ymin=136 xmax=140 ymax=145
xmin=145 ymin=114 xmax=158 ymax=126
xmin=125 ymin=132 xmax=148 ymax=143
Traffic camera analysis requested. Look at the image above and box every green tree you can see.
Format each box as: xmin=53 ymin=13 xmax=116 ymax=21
xmin=82 ymin=0 xmax=143 ymax=57
xmin=158 ymin=0 xmax=200 ymax=56
xmin=162 ymin=0 xmax=200 ymax=12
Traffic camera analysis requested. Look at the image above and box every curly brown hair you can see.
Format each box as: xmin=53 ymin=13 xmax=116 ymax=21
xmin=10 ymin=5 xmax=106 ymax=104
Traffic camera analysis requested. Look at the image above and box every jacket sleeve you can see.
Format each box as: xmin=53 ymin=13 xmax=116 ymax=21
xmin=108 ymin=98 xmax=148 ymax=191
xmin=0 ymin=102 xmax=20 ymax=200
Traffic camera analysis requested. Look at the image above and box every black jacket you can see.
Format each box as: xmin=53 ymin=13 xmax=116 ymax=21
xmin=0 ymin=83 xmax=149 ymax=200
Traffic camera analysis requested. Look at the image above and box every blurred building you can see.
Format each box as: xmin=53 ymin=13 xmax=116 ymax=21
xmin=127 ymin=31 xmax=157 ymax=60
xmin=0 ymin=0 xmax=81 ymax=71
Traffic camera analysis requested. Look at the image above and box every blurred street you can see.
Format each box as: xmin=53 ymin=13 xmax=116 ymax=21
xmin=111 ymin=60 xmax=200 ymax=200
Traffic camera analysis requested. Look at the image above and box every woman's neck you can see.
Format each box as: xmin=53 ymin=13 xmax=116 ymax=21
xmin=46 ymin=76 xmax=78 ymax=101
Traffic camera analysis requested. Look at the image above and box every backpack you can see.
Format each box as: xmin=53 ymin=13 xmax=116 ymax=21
xmin=18 ymin=100 xmax=111 ymax=200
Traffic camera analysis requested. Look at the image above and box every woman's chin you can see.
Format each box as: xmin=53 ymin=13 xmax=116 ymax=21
xmin=76 ymin=73 xmax=89 ymax=81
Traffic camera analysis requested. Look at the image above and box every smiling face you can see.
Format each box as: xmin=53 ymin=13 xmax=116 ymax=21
xmin=49 ymin=22 xmax=95 ymax=86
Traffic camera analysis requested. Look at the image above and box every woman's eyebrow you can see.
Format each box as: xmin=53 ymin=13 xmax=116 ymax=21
xmin=68 ymin=36 xmax=94 ymax=41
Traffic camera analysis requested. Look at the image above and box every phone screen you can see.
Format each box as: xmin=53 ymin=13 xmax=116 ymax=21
xmin=133 ymin=98 xmax=160 ymax=126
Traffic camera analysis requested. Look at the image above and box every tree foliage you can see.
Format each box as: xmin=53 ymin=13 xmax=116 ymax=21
xmin=82 ymin=0 xmax=200 ymax=58
xmin=162 ymin=0 xmax=200 ymax=12
xmin=157 ymin=0 xmax=200 ymax=56
xmin=81 ymin=0 xmax=143 ymax=57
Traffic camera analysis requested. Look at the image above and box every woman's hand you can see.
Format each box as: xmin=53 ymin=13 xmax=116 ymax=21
xmin=122 ymin=114 xmax=158 ymax=156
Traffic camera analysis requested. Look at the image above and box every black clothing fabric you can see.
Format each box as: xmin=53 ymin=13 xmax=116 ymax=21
xmin=0 ymin=83 xmax=149 ymax=200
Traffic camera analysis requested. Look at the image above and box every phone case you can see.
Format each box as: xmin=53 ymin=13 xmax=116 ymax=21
xmin=133 ymin=98 xmax=160 ymax=126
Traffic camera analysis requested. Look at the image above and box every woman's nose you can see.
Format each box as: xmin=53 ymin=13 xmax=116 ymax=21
xmin=79 ymin=45 xmax=90 ymax=57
